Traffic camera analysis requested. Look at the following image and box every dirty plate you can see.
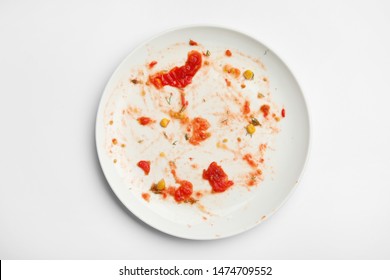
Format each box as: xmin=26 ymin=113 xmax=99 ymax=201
xmin=95 ymin=25 xmax=310 ymax=239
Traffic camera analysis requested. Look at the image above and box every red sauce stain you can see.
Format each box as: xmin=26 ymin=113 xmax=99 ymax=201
xmin=225 ymin=78 xmax=231 ymax=87
xmin=281 ymin=108 xmax=286 ymax=118
xmin=180 ymin=90 xmax=189 ymax=107
xmin=259 ymin=143 xmax=267 ymax=153
xmin=149 ymin=51 xmax=202 ymax=89
xmin=189 ymin=117 xmax=211 ymax=145
xmin=247 ymin=169 xmax=262 ymax=186
xmin=167 ymin=161 xmax=196 ymax=202
xmin=137 ymin=117 xmax=152 ymax=125
xmin=137 ymin=160 xmax=150 ymax=175
xmin=223 ymin=64 xmax=241 ymax=78
xmin=203 ymin=162 xmax=234 ymax=193
xmin=247 ymin=178 xmax=256 ymax=187
xmin=174 ymin=180 xmax=193 ymax=202
xmin=167 ymin=186 xmax=176 ymax=197
xmin=260 ymin=104 xmax=270 ymax=118
xmin=148 ymin=61 xmax=157 ymax=68
xmin=225 ymin=49 xmax=232 ymax=57
xmin=189 ymin=39 xmax=198 ymax=46
xmin=169 ymin=161 xmax=180 ymax=182
xmin=243 ymin=153 xmax=258 ymax=168
xmin=142 ymin=193 xmax=150 ymax=202
xmin=243 ymin=100 xmax=251 ymax=115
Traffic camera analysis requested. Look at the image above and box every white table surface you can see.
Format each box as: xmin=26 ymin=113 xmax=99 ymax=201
xmin=1 ymin=0 xmax=389 ymax=259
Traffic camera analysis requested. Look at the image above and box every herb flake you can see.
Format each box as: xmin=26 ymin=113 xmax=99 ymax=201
xmin=251 ymin=118 xmax=261 ymax=126
xmin=165 ymin=93 xmax=173 ymax=105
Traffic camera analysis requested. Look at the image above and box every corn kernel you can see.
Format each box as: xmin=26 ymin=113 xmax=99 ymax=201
xmin=170 ymin=111 xmax=186 ymax=119
xmin=160 ymin=118 xmax=170 ymax=128
xmin=246 ymin=123 xmax=256 ymax=135
xmin=156 ymin=179 xmax=166 ymax=191
xmin=243 ymin=70 xmax=254 ymax=80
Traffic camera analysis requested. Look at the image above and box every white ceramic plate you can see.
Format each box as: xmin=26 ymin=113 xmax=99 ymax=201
xmin=96 ymin=25 xmax=310 ymax=240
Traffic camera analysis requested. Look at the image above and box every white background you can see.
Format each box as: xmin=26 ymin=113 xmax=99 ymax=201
xmin=0 ymin=0 xmax=389 ymax=259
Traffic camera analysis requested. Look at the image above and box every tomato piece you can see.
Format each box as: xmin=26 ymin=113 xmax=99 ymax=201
xmin=174 ymin=180 xmax=193 ymax=202
xmin=189 ymin=117 xmax=210 ymax=145
xmin=243 ymin=100 xmax=250 ymax=115
xmin=149 ymin=51 xmax=202 ymax=89
xmin=225 ymin=49 xmax=232 ymax=57
xmin=137 ymin=117 xmax=152 ymax=125
xmin=189 ymin=39 xmax=198 ymax=46
xmin=137 ymin=160 xmax=150 ymax=175
xmin=260 ymin=104 xmax=270 ymax=118
xmin=148 ymin=61 xmax=157 ymax=68
xmin=203 ymin=162 xmax=234 ymax=193
xmin=281 ymin=108 xmax=286 ymax=118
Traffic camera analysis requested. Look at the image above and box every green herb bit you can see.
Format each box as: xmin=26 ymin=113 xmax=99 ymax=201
xmin=205 ymin=50 xmax=211 ymax=57
xmin=251 ymin=118 xmax=261 ymax=126
xmin=184 ymin=197 xmax=198 ymax=204
xmin=185 ymin=133 xmax=189 ymax=141
xmin=179 ymin=105 xmax=187 ymax=113
xmin=150 ymin=184 xmax=163 ymax=194
xmin=165 ymin=93 xmax=173 ymax=105
xmin=257 ymin=93 xmax=265 ymax=99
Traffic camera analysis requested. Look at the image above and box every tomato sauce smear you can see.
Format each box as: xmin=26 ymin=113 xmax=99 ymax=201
xmin=137 ymin=160 xmax=150 ymax=175
xmin=203 ymin=162 xmax=234 ymax=193
xmin=243 ymin=153 xmax=258 ymax=168
xmin=243 ymin=100 xmax=250 ymax=115
xmin=142 ymin=193 xmax=150 ymax=202
xmin=149 ymin=50 xmax=202 ymax=89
